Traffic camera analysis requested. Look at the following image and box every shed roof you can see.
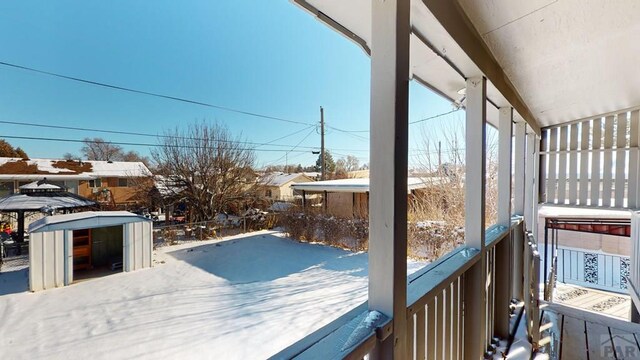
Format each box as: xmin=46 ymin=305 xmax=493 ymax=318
xmin=291 ymin=177 xmax=438 ymax=194
xmin=29 ymin=211 xmax=151 ymax=233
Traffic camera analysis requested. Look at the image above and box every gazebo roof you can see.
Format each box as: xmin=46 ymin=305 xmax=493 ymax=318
xmin=0 ymin=180 xmax=96 ymax=212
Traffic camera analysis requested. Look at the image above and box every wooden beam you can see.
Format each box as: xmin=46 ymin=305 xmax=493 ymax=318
xmin=421 ymin=0 xmax=540 ymax=135
xmin=463 ymin=76 xmax=487 ymax=359
xmin=368 ymin=0 xmax=410 ymax=358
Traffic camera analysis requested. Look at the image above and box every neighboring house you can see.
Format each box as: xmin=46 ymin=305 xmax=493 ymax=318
xmin=291 ymin=177 xmax=438 ymax=218
xmin=0 ymin=157 xmax=152 ymax=209
xmin=258 ymin=173 xmax=314 ymax=201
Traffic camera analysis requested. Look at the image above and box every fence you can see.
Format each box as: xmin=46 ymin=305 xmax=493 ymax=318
xmin=152 ymin=213 xmax=279 ymax=246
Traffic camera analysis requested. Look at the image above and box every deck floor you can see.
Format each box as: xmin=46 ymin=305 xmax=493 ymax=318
xmin=554 ymin=283 xmax=631 ymax=320
xmin=538 ymin=302 xmax=640 ymax=359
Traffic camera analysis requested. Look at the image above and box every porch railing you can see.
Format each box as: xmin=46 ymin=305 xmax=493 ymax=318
xmin=272 ymin=218 xmax=533 ymax=359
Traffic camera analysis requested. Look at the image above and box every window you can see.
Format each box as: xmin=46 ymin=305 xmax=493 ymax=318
xmin=118 ymin=178 xmax=128 ymax=187
xmin=89 ymin=179 xmax=102 ymax=188
xmin=266 ymin=189 xmax=272 ymax=197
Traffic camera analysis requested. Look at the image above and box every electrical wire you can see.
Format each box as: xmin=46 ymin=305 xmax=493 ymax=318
xmin=0 ymin=61 xmax=313 ymax=126
xmin=0 ymin=135 xmax=313 ymax=153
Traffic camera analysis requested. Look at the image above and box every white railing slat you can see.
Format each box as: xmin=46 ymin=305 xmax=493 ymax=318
xmin=435 ymin=292 xmax=444 ymax=359
xmin=452 ymin=277 xmax=460 ymax=360
xmin=629 ymin=111 xmax=639 ymax=208
xmin=426 ymin=297 xmax=436 ymax=359
xmin=416 ymin=308 xmax=426 ymax=360
xmin=407 ymin=313 xmax=415 ymax=360
xmin=591 ymin=118 xmax=602 ymax=205
xmin=547 ymin=127 xmax=558 ymax=203
xmin=602 ymin=115 xmax=615 ymax=206
xmin=579 ymin=120 xmax=591 ymax=205
xmin=557 ymin=125 xmax=568 ymax=203
xmin=615 ymin=112 xmax=628 ymax=207
xmin=568 ymin=123 xmax=579 ymax=203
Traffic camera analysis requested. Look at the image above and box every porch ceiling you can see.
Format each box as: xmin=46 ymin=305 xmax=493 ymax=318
xmin=294 ymin=0 xmax=640 ymax=131
xmin=458 ymin=0 xmax=640 ymax=128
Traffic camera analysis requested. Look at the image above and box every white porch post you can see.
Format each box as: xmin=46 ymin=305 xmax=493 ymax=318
xmin=368 ymin=0 xmax=410 ymax=358
xmin=463 ymin=76 xmax=487 ymax=360
xmin=495 ymin=107 xmax=513 ymax=339
xmin=512 ymin=122 xmax=526 ymax=299
xmin=524 ymin=131 xmax=536 ymax=232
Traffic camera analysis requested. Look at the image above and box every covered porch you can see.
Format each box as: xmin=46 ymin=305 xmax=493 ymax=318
xmin=277 ymin=0 xmax=640 ymax=359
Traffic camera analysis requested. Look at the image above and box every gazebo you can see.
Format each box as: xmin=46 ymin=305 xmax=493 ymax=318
xmin=0 ymin=179 xmax=97 ymax=243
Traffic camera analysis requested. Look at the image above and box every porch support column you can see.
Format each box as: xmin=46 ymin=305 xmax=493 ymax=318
xmin=495 ymin=107 xmax=513 ymax=339
xmin=463 ymin=76 xmax=487 ymax=360
xmin=512 ymin=122 xmax=526 ymax=300
xmin=524 ymin=132 xmax=536 ymax=232
xmin=368 ymin=0 xmax=410 ymax=358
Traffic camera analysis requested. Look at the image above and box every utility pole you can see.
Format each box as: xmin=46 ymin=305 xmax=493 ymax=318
xmin=320 ymin=106 xmax=326 ymax=180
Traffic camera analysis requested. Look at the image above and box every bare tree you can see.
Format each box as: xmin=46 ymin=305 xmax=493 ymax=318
xmin=152 ymin=122 xmax=259 ymax=222
xmin=345 ymin=155 xmax=360 ymax=172
xmin=413 ymin=116 xmax=499 ymax=226
xmin=81 ymin=138 xmax=124 ymax=161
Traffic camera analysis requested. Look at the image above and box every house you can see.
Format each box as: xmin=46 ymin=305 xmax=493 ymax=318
xmin=0 ymin=158 xmax=152 ymax=210
xmin=291 ymin=177 xmax=438 ymax=218
xmin=276 ymin=1 xmax=640 ymax=359
xmin=257 ymin=173 xmax=314 ymax=202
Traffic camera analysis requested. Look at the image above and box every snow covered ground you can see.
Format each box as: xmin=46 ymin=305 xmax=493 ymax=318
xmin=0 ymin=231 xmax=425 ymax=360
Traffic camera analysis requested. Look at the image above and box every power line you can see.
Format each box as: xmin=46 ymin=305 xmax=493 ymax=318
xmin=326 ymin=108 xmax=463 ymax=133
xmin=409 ymin=108 xmax=461 ymax=124
xmin=0 ymin=135 xmax=313 ymax=153
xmin=0 ymin=119 xmax=363 ymax=152
xmin=266 ymin=127 xmax=317 ymax=166
xmin=0 ymin=60 xmax=314 ymax=126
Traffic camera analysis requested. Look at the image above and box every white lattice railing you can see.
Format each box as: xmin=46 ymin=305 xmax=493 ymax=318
xmin=540 ymin=109 xmax=640 ymax=208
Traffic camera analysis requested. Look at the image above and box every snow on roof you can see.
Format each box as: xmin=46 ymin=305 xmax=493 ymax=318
xmin=259 ymin=173 xmax=312 ymax=187
xmin=0 ymin=157 xmax=151 ymax=180
xmin=29 ymin=211 xmax=151 ymax=233
xmin=291 ymin=177 xmax=437 ymax=194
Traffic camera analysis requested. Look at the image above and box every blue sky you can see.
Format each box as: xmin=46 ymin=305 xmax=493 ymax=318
xmin=0 ymin=0 xmax=458 ymax=168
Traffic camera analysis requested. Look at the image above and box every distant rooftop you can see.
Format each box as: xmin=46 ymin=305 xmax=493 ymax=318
xmin=0 ymin=157 xmax=152 ymax=180
xmin=259 ymin=173 xmax=313 ymax=187
xmin=291 ymin=177 xmax=443 ymax=194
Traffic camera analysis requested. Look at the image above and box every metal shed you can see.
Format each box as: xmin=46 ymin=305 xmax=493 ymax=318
xmin=27 ymin=211 xmax=153 ymax=292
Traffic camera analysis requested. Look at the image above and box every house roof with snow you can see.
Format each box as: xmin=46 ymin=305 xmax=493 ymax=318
xmin=0 ymin=158 xmax=152 ymax=181
xmin=291 ymin=177 xmax=442 ymax=194
xmin=258 ymin=173 xmax=313 ymax=187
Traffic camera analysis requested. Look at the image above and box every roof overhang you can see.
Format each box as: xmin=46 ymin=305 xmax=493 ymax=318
xmin=294 ymin=0 xmax=640 ymax=131
xmin=292 ymin=178 xmax=430 ymax=194
xmin=0 ymin=175 xmax=93 ymax=181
